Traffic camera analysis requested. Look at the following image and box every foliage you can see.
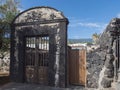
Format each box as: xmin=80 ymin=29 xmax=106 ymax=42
xmin=92 ymin=33 xmax=100 ymax=44
xmin=1 ymin=38 xmax=10 ymax=51
xmin=87 ymin=42 xmax=93 ymax=46
xmin=0 ymin=0 xmax=20 ymax=56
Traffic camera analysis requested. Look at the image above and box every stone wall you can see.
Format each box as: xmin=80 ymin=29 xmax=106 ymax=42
xmin=0 ymin=52 xmax=10 ymax=72
xmin=87 ymin=18 xmax=119 ymax=89
xmin=87 ymin=46 xmax=106 ymax=88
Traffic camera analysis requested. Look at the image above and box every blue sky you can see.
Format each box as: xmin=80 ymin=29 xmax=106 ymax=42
xmin=20 ymin=0 xmax=120 ymax=39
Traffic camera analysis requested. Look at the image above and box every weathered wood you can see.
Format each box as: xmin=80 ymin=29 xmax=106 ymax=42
xmin=69 ymin=49 xmax=86 ymax=86
xmin=25 ymin=36 xmax=49 ymax=84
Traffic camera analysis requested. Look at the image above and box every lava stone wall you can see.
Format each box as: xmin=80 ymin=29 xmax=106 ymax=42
xmin=87 ymin=47 xmax=107 ymax=88
xmin=87 ymin=18 xmax=120 ymax=89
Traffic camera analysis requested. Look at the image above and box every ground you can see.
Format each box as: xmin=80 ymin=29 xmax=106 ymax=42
xmin=0 ymin=76 xmax=116 ymax=90
xmin=0 ymin=83 xmax=87 ymax=90
xmin=0 ymin=82 xmax=117 ymax=90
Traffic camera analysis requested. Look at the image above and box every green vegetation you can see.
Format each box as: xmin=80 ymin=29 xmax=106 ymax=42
xmin=86 ymin=42 xmax=93 ymax=46
xmin=0 ymin=0 xmax=21 ymax=72
xmin=0 ymin=0 xmax=20 ymax=58
xmin=92 ymin=33 xmax=100 ymax=44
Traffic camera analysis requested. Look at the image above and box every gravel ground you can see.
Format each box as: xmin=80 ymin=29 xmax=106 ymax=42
xmin=0 ymin=83 xmax=117 ymax=90
xmin=0 ymin=83 xmax=87 ymax=90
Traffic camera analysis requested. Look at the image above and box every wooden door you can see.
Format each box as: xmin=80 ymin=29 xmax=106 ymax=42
xmin=69 ymin=49 xmax=86 ymax=86
xmin=79 ymin=50 xmax=86 ymax=86
xmin=25 ymin=36 xmax=49 ymax=85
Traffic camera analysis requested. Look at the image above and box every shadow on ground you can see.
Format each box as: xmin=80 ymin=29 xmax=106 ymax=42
xmin=0 ymin=76 xmax=10 ymax=87
xmin=0 ymin=83 xmax=88 ymax=90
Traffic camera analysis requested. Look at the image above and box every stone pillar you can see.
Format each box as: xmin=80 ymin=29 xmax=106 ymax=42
xmin=101 ymin=46 xmax=114 ymax=88
xmin=117 ymin=71 xmax=120 ymax=82
xmin=117 ymin=36 xmax=120 ymax=82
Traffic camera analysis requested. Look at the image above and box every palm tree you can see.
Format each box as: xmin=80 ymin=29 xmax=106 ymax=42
xmin=92 ymin=33 xmax=100 ymax=44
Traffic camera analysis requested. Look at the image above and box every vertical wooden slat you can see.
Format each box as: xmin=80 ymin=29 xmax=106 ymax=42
xmin=36 ymin=37 xmax=39 ymax=83
xmin=79 ymin=49 xmax=86 ymax=86
xmin=40 ymin=37 xmax=41 ymax=66
xmin=45 ymin=37 xmax=47 ymax=51
xmin=31 ymin=38 xmax=32 ymax=66
xmin=25 ymin=38 xmax=27 ymax=66
xmin=69 ymin=49 xmax=86 ymax=86
xmin=30 ymin=37 xmax=31 ymax=66
xmin=43 ymin=37 xmax=44 ymax=67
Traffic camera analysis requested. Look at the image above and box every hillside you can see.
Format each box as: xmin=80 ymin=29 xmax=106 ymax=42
xmin=68 ymin=38 xmax=93 ymax=44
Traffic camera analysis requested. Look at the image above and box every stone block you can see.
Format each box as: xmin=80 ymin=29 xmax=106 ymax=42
xmin=106 ymin=54 xmax=114 ymax=61
xmin=101 ymin=77 xmax=113 ymax=88
xmin=87 ymin=78 xmax=98 ymax=88
xmin=104 ymin=69 xmax=114 ymax=78
xmin=107 ymin=48 xmax=113 ymax=54
xmin=105 ymin=60 xmax=114 ymax=69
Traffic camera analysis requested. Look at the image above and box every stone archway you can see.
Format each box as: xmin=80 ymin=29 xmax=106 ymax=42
xmin=10 ymin=6 xmax=69 ymax=87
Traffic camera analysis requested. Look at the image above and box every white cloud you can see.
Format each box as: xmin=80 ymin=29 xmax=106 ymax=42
xmin=117 ymin=13 xmax=120 ymax=18
xmin=69 ymin=22 xmax=107 ymax=29
xmin=78 ymin=22 xmax=101 ymax=28
xmin=68 ymin=17 xmax=108 ymax=33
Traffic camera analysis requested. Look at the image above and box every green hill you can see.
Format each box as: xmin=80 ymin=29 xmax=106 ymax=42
xmin=68 ymin=38 xmax=93 ymax=44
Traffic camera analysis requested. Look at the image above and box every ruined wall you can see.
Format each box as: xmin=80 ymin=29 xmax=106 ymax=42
xmin=87 ymin=46 xmax=107 ymax=88
xmin=0 ymin=52 xmax=10 ymax=72
xmin=87 ymin=18 xmax=119 ymax=89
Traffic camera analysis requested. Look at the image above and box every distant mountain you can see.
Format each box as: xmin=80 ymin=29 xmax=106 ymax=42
xmin=68 ymin=38 xmax=93 ymax=44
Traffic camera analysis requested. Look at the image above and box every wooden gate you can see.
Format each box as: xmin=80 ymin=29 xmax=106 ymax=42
xmin=25 ymin=36 xmax=49 ymax=85
xmin=69 ymin=49 xmax=86 ymax=86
